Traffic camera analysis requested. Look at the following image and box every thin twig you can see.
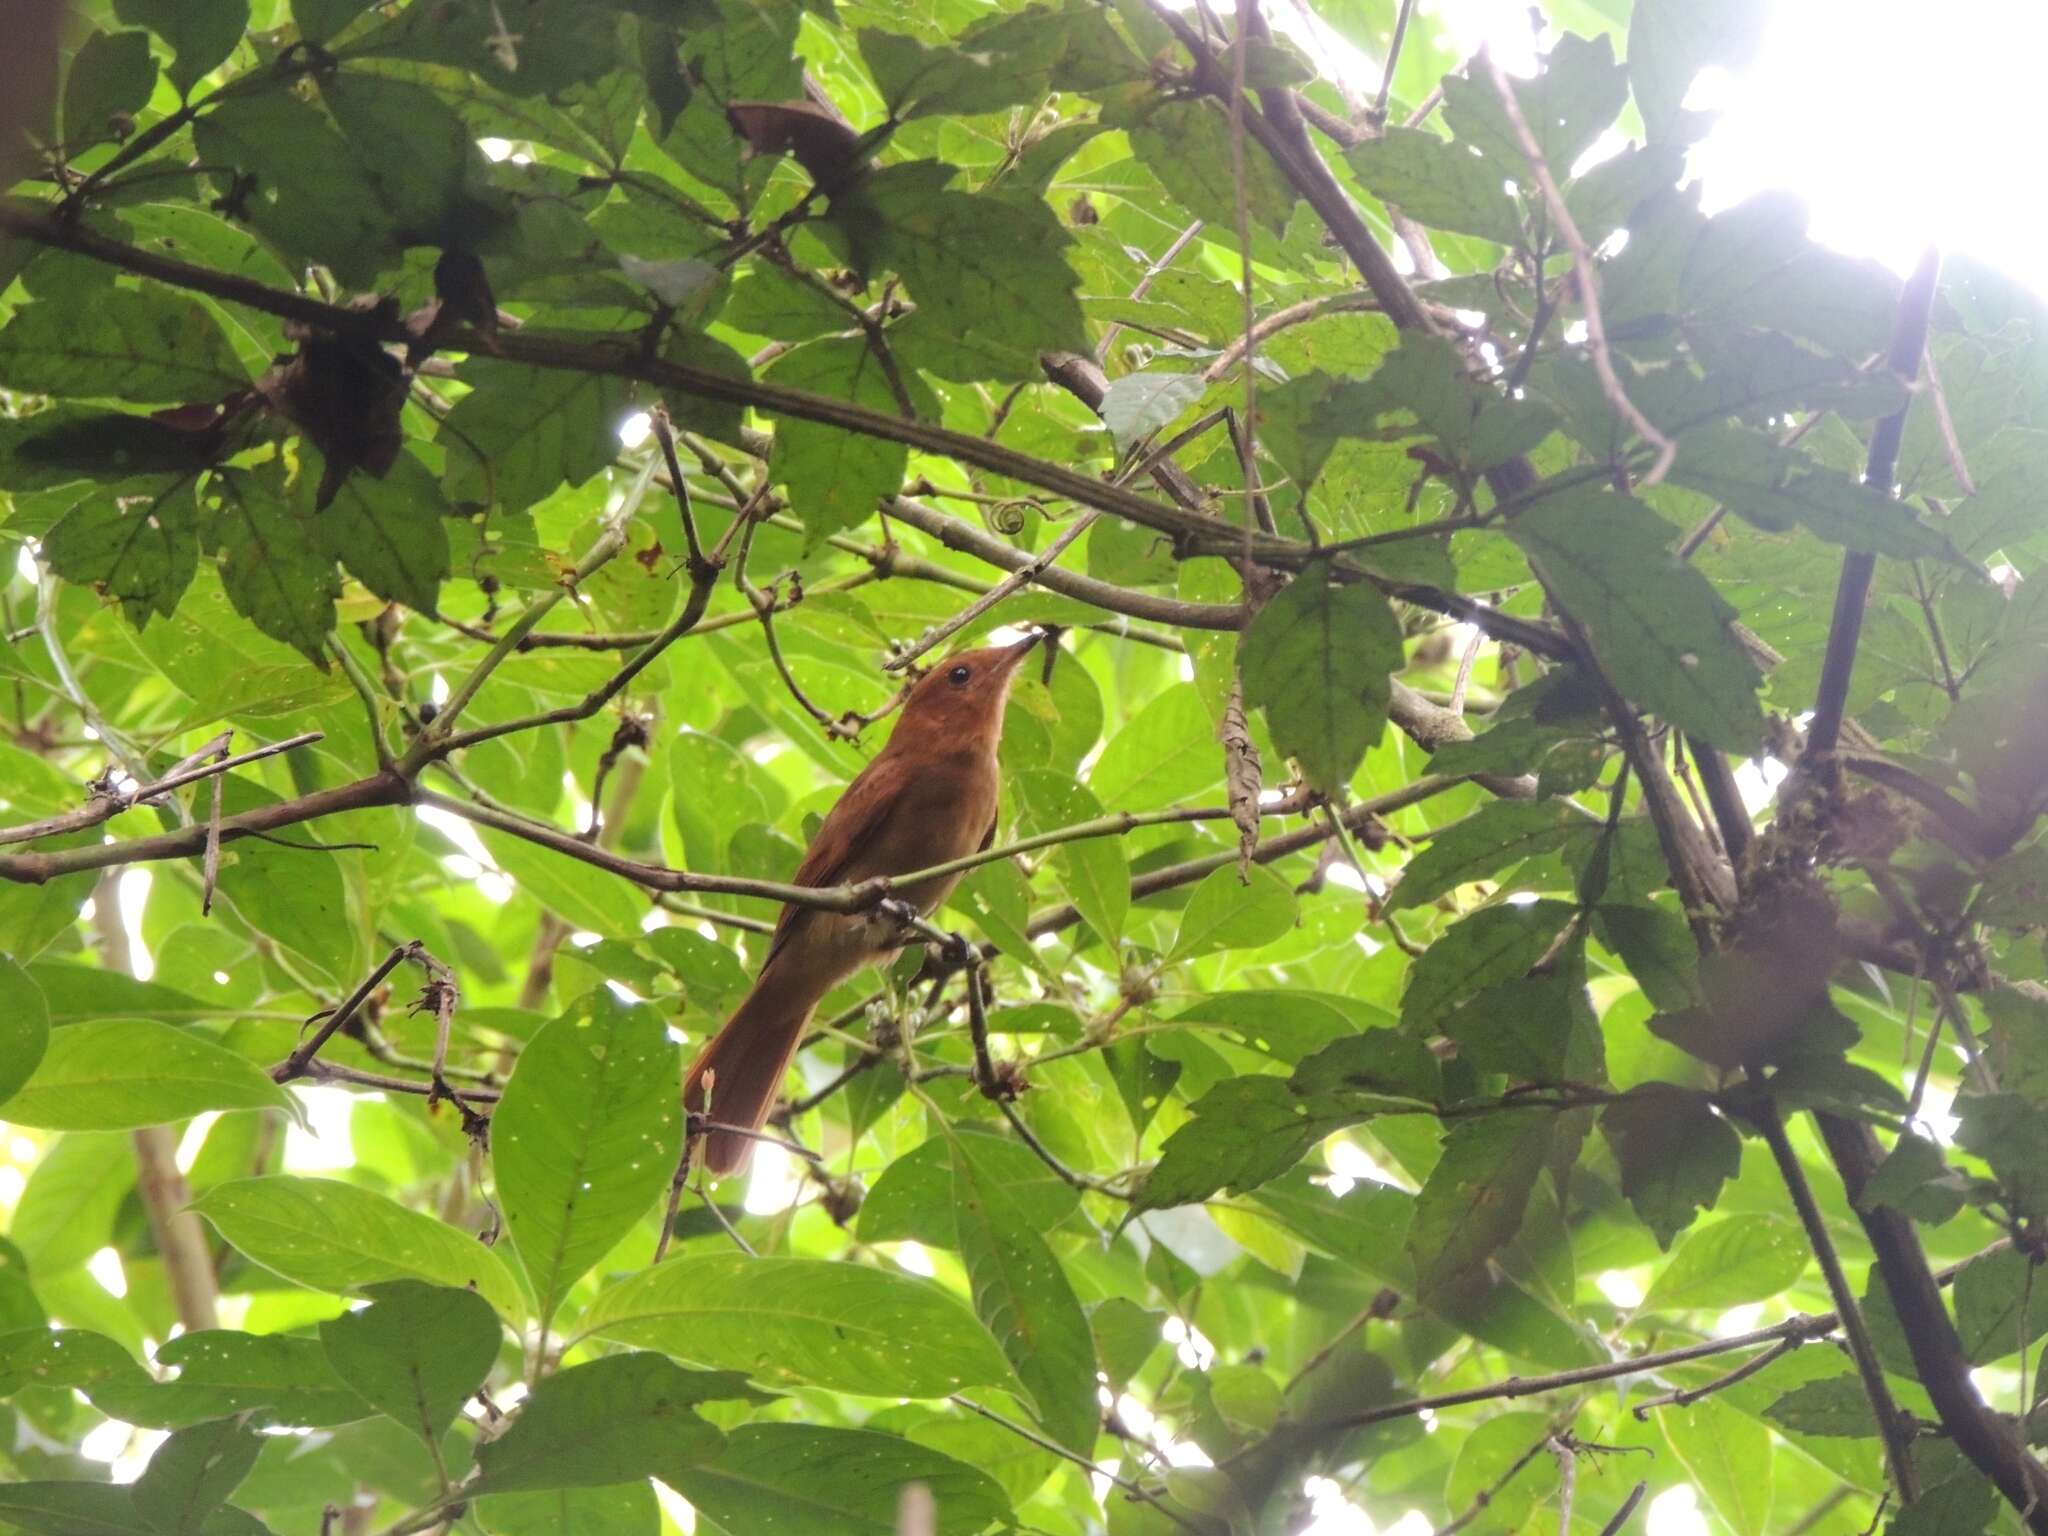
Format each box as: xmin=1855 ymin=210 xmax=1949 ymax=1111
xmin=1481 ymin=51 xmax=1673 ymax=485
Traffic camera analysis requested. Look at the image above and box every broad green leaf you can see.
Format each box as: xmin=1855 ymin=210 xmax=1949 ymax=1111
xmin=132 ymin=1418 xmax=264 ymax=1536
xmin=858 ymin=1128 xmax=1081 ymax=1248
xmin=192 ymin=1176 xmax=525 ymax=1318
xmin=441 ymin=360 xmax=636 ymax=516
xmin=62 ymin=29 xmax=158 ymax=149
xmin=0 ymin=1482 xmax=254 ymax=1536
xmin=948 ymin=1134 xmax=1098 ymax=1455
xmin=310 ymin=451 xmax=450 ymax=615
xmin=470 ymin=1353 xmax=725 ymax=1494
xmin=11 ymin=1131 xmax=135 ymax=1271
xmin=1389 ymin=800 xmax=1587 ymax=911
xmin=769 ymin=336 xmax=908 ymax=545
xmin=4 ymin=1017 xmax=287 ymax=1130
xmin=114 ymin=0 xmax=248 ymax=94
xmin=1639 ymin=1215 xmax=1807 ymax=1313
xmin=1349 ymin=128 xmax=1522 ymax=247
xmin=0 ymin=288 xmax=248 ymax=405
xmin=1110 ymin=98 xmax=1296 ymax=237
xmin=1661 ymin=1396 xmax=1773 ymax=1536
xmin=1628 ymin=0 xmax=1768 ymax=143
xmin=200 ymin=467 xmax=341 ymax=662
xmin=577 ymin=1254 xmax=1012 ymax=1397
xmin=1099 ymin=371 xmax=1206 ymax=451
xmin=1406 ymin=1110 xmax=1554 ymax=1293
xmin=1443 ymin=1412 xmax=1559 ymax=1535
xmin=850 ymin=161 xmax=1088 ymax=377
xmin=0 ymin=952 xmax=51 ymax=1111
xmin=1169 ymin=863 xmax=1297 ymax=962
xmin=1861 ymin=1131 xmax=1967 ymax=1226
xmin=1601 ymin=1087 xmax=1742 ymax=1248
xmin=1953 ymin=1245 xmax=2048 ymax=1365
xmin=40 ymin=477 xmax=201 ymax=628
xmin=318 ymin=1282 xmax=500 ymax=1449
xmin=1089 ymin=686 xmax=1224 ymax=811
xmin=1401 ymin=900 xmax=1577 ymax=1031
xmin=1764 ymin=1375 xmax=1879 ymax=1439
xmin=1015 ymin=770 xmax=1127 ymax=946
xmin=479 ymin=825 xmax=647 ymax=938
xmin=666 ymin=1424 xmax=1012 ymax=1536
xmin=1510 ymin=491 xmax=1765 ymax=751
xmin=1240 ymin=562 xmax=1403 ymax=791
xmin=493 ymin=989 xmax=682 ymax=1332
xmin=126 ymin=1330 xmax=373 ymax=1429
xmin=476 ymin=1484 xmax=660 ymax=1536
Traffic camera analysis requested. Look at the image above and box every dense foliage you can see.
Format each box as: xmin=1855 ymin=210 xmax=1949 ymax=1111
xmin=5 ymin=0 xmax=2048 ymax=1532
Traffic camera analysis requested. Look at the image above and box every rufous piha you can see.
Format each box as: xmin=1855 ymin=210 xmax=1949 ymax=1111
xmin=683 ymin=631 xmax=1043 ymax=1174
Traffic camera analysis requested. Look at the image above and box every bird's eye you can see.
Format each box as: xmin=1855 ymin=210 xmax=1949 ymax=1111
xmin=948 ymin=664 xmax=972 ymax=685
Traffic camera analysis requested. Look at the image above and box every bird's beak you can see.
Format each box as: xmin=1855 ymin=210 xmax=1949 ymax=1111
xmin=996 ymin=629 xmax=1045 ymax=671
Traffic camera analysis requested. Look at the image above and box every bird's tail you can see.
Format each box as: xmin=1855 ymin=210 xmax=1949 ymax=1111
xmin=683 ymin=949 xmax=824 ymax=1177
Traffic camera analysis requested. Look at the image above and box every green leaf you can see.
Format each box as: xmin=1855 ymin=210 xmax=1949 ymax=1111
xmin=947 ymin=1134 xmax=1098 ymax=1456
xmin=1099 ymin=371 xmax=1206 ymax=451
xmin=0 ymin=1482 xmax=255 ymax=1536
xmin=1406 ymin=1109 xmax=1554 ymax=1294
xmin=0 ymin=952 xmax=50 ymax=1112
xmin=1954 ymin=1094 xmax=2048 ymax=1220
xmin=200 ymin=467 xmax=341 ymax=662
xmin=768 ymin=337 xmax=908 ymax=545
xmin=318 ymin=1282 xmax=500 ymax=1450
xmin=1444 ymin=1412 xmax=1560 ymax=1535
xmin=479 ymin=826 xmax=647 ymax=937
xmin=1348 ymin=128 xmax=1522 ymax=246
xmin=1861 ymin=1131 xmax=1967 ymax=1226
xmin=132 ymin=1418 xmax=264 ymax=1536
xmin=1601 ymin=1087 xmax=1742 ymax=1248
xmin=192 ymin=92 xmax=400 ymax=286
xmin=493 ymin=989 xmax=682 ymax=1332
xmin=1390 ymin=800 xmax=1586 ymax=911
xmin=192 ymin=1176 xmax=525 ymax=1318
xmin=476 ymin=1484 xmax=660 ymax=1536
xmin=1593 ymin=903 xmax=1706 ymax=1011
xmin=113 ymin=0 xmax=247 ymax=94
xmin=1240 ymin=561 xmax=1403 ymax=791
xmin=1089 ymin=686 xmax=1224 ymax=810
xmin=848 ymin=161 xmax=1088 ymax=377
xmin=1442 ymin=33 xmax=1628 ymax=179
xmin=441 ymin=360 xmax=636 ymax=516
xmin=1639 ymin=1215 xmax=1808 ymax=1313
xmin=577 ymin=1254 xmax=1013 ymax=1397
xmin=1669 ymin=428 xmax=1958 ymax=559
xmin=1169 ymin=863 xmax=1297 ymax=962
xmin=1628 ymin=0 xmax=1768 ymax=144
xmin=0 ymin=289 xmax=249 ymax=404
xmin=1509 ymin=490 xmax=1766 ymax=751
xmin=1661 ymin=1396 xmax=1773 ymax=1536
xmin=1401 ymin=899 xmax=1576 ymax=1032
xmin=40 ymin=476 xmax=201 ymax=628
xmin=62 ymin=30 xmax=158 ymax=148
xmin=127 ymin=1330 xmax=372 ymax=1429
xmin=1014 ymin=770 xmax=1127 ymax=946
xmin=858 ymin=1129 xmax=1081 ymax=1248
xmin=310 ymin=451 xmax=449 ymax=615
xmin=470 ymin=1353 xmax=725 ymax=1494
xmin=1111 ymin=98 xmax=1296 ymax=237
xmin=1763 ymin=1374 xmax=1880 ymax=1438
xmin=3 ymin=1017 xmax=287 ymax=1130
xmin=666 ymin=1424 xmax=1012 ymax=1536
xmin=11 ymin=1133 xmax=135 ymax=1271
xmin=1952 ymin=1245 xmax=2048 ymax=1366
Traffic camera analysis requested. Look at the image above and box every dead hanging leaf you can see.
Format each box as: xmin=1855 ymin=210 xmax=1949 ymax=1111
xmin=1219 ymin=678 xmax=1263 ymax=884
xmin=726 ymin=99 xmax=866 ymax=193
xmin=257 ymin=296 xmax=408 ymax=509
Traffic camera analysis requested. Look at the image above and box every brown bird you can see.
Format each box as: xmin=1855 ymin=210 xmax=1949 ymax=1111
xmin=684 ymin=631 xmax=1043 ymax=1175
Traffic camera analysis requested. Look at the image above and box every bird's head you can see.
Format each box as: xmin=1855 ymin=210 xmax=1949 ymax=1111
xmin=890 ymin=631 xmax=1045 ymax=751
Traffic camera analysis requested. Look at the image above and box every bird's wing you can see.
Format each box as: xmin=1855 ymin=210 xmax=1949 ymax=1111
xmin=762 ymin=749 xmax=919 ymax=966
